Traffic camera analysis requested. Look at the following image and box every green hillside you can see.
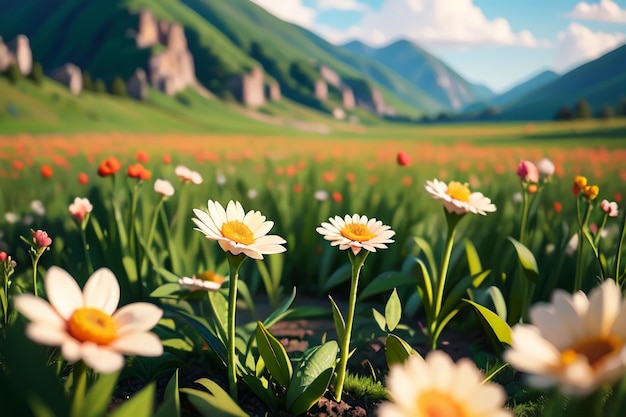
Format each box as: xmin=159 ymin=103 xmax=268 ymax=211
xmin=494 ymin=44 xmax=626 ymax=120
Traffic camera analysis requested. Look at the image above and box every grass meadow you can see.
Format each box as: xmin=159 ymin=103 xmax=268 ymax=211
xmin=1 ymin=118 xmax=626 ymax=416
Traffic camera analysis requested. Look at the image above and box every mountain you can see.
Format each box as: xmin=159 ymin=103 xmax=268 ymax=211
xmin=492 ymin=45 xmax=626 ymax=120
xmin=343 ymin=39 xmax=491 ymax=111
xmin=489 ymin=70 xmax=559 ymax=108
xmin=0 ymin=0 xmax=446 ymax=118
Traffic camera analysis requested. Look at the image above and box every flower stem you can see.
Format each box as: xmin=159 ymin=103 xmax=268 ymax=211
xmin=519 ymin=186 xmax=530 ymax=246
xmin=226 ymin=252 xmax=247 ymax=401
xmin=334 ymin=250 xmax=368 ymax=402
xmin=429 ymin=210 xmax=459 ymax=350
xmin=32 ymin=253 xmax=41 ymax=297
xmin=574 ymin=200 xmax=592 ymax=292
xmin=70 ymin=361 xmax=88 ymax=417
xmin=615 ymin=210 xmax=626 ymax=284
xmin=80 ymin=228 xmax=94 ymax=275
xmin=140 ymin=196 xmax=165 ymax=281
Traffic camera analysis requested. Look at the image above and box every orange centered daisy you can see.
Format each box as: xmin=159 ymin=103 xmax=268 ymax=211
xmin=68 ymin=307 xmax=117 ymax=345
xmin=197 ymin=270 xmax=227 ymax=284
xmin=340 ymin=223 xmax=376 ymax=242
xmin=418 ymin=390 xmax=467 ymax=417
xmin=446 ymin=181 xmax=471 ymax=202
xmin=560 ymin=336 xmax=623 ymax=369
xmin=222 ymin=220 xmax=255 ymax=245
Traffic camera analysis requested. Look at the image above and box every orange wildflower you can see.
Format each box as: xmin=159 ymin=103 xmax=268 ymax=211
xmin=162 ymin=153 xmax=172 ymax=165
xmin=97 ymin=157 xmax=122 ymax=177
xmin=78 ymin=172 xmax=89 ymax=185
xmin=41 ymin=165 xmax=53 ymax=179
xmin=135 ymin=150 xmax=149 ymax=163
xmin=127 ymin=163 xmax=152 ymax=180
xmin=332 ymin=191 xmax=343 ymax=203
xmin=12 ymin=160 xmax=24 ymax=170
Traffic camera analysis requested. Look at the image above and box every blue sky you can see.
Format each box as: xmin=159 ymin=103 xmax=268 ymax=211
xmin=249 ymin=0 xmax=626 ymax=92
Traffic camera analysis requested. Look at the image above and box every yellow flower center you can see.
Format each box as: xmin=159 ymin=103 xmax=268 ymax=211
xmin=221 ymin=220 xmax=255 ymax=245
xmin=197 ymin=270 xmax=226 ymax=284
xmin=446 ymin=182 xmax=471 ymax=202
xmin=68 ymin=307 xmax=117 ymax=345
xmin=574 ymin=175 xmax=588 ymax=189
xmin=418 ymin=390 xmax=468 ymax=417
xmin=560 ymin=336 xmax=623 ymax=369
xmin=341 ymin=223 xmax=375 ymax=242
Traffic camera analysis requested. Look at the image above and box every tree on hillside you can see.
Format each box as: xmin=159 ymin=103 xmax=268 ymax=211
xmin=554 ymin=106 xmax=572 ymax=121
xmin=29 ymin=62 xmax=43 ymax=85
xmin=5 ymin=64 xmax=22 ymax=84
xmin=110 ymin=76 xmax=127 ymax=97
xmin=94 ymin=78 xmax=106 ymax=94
xmin=598 ymin=104 xmax=614 ymax=120
xmin=573 ymin=99 xmax=591 ymax=119
xmin=82 ymin=71 xmax=94 ymax=92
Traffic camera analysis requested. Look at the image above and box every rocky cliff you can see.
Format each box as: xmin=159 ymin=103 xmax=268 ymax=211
xmin=0 ymin=34 xmax=32 ymax=75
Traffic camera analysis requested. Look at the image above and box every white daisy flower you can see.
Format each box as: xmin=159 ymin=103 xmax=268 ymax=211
xmin=178 ymin=271 xmax=228 ymax=292
xmin=14 ymin=267 xmax=163 ymax=374
xmin=192 ymin=200 xmax=286 ymax=260
xmin=316 ymin=214 xmax=395 ymax=256
xmin=378 ymin=351 xmax=511 ymax=417
xmin=505 ymin=279 xmax=626 ymax=396
xmin=154 ymin=179 xmax=175 ymax=197
xmin=175 ymin=165 xmax=203 ymax=184
xmin=425 ymin=179 xmax=496 ymax=215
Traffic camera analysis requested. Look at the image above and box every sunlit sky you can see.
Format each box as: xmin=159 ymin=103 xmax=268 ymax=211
xmin=249 ymin=0 xmax=626 ymax=92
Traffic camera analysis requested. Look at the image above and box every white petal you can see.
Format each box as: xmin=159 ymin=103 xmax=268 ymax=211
xmin=61 ymin=338 xmax=82 ymax=363
xmin=13 ymin=294 xmax=65 ymax=328
xmin=110 ymin=332 xmax=163 ymax=356
xmin=25 ymin=323 xmax=69 ymax=346
xmin=81 ymin=344 xmax=126 ymax=374
xmin=83 ymin=268 xmax=120 ymax=315
xmin=113 ymin=302 xmax=163 ymax=335
xmin=225 ymin=200 xmax=239 ymax=221
xmin=208 ymin=200 xmax=226 ymax=229
xmin=193 ymin=209 xmax=220 ymax=236
xmin=252 ymin=220 xmax=273 ymax=238
xmin=44 ymin=266 xmax=83 ymax=320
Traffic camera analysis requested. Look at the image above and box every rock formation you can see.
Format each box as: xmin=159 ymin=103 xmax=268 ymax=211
xmin=341 ymin=87 xmax=355 ymax=110
xmin=319 ymin=65 xmax=341 ymax=88
xmin=229 ymin=67 xmax=265 ymax=107
xmin=51 ymin=63 xmax=82 ymax=95
xmin=127 ymin=68 xmax=149 ymax=100
xmin=134 ymin=10 xmax=196 ymax=96
xmin=314 ymin=79 xmax=328 ymax=101
xmin=0 ymin=35 xmax=32 ymax=75
xmin=135 ymin=9 xmax=159 ymax=48
xmin=266 ymin=80 xmax=281 ymax=101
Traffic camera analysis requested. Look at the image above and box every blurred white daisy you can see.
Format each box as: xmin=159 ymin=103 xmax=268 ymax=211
xmin=316 ymin=214 xmax=395 ymax=255
xmin=378 ymin=351 xmax=511 ymax=417
xmin=4 ymin=212 xmax=20 ymax=224
xmin=175 ymin=165 xmax=203 ymax=184
xmin=314 ymin=190 xmax=329 ymax=202
xmin=154 ymin=179 xmax=175 ymax=197
xmin=30 ymin=200 xmax=46 ymax=216
xmin=247 ymin=188 xmax=258 ymax=200
xmin=14 ymin=267 xmax=163 ymax=374
xmin=179 ymin=271 xmax=228 ymax=292
xmin=505 ymin=279 xmax=626 ymax=396
xmin=192 ymin=200 xmax=286 ymax=260
xmin=425 ymin=179 xmax=496 ymax=215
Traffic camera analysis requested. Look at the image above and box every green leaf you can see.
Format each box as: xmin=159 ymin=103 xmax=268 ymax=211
xmin=464 ymin=239 xmax=482 ymax=276
xmin=240 ymin=373 xmax=277 ymax=411
xmin=385 ymin=334 xmax=418 ymax=368
xmin=286 ymin=341 xmax=338 ymax=415
xmin=507 ymin=237 xmax=539 ymax=284
xmin=255 ymin=321 xmax=293 ymax=387
xmin=412 ymin=258 xmax=433 ymax=311
xmin=440 ymin=270 xmax=490 ymax=319
xmin=176 ymin=311 xmax=227 ymax=366
xmin=488 ymin=286 xmax=508 ymax=321
xmin=463 ymin=299 xmax=512 ymax=345
xmin=154 ymin=370 xmax=180 ymax=417
xmin=150 ymin=283 xmax=184 ymax=299
xmin=109 ymin=383 xmax=155 ymax=417
xmin=372 ymin=308 xmax=387 ymax=333
xmin=81 ymin=371 xmax=121 ymax=417
xmin=385 ymin=288 xmax=402 ymax=332
xmin=358 ymin=272 xmax=415 ymax=300
xmin=154 ymin=267 xmax=182 ymax=283
xmin=181 ymin=378 xmax=249 ymax=417
xmin=413 ymin=237 xmax=438 ymax=279
xmin=322 ymin=263 xmax=352 ymax=292
xmin=328 ymin=295 xmax=345 ymax=343
xmin=122 ymin=255 xmax=139 ymax=295
xmin=263 ymin=287 xmax=296 ymax=328
xmin=237 ymin=280 xmax=258 ymax=321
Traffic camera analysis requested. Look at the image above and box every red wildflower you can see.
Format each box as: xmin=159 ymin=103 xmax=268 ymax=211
xmin=41 ymin=165 xmax=53 ymax=179
xmin=127 ymin=163 xmax=152 ymax=180
xmin=78 ymin=172 xmax=89 ymax=185
xmin=12 ymin=160 xmax=24 ymax=170
xmin=97 ymin=157 xmax=122 ymax=177
xmin=553 ymin=201 xmax=563 ymax=214
xmin=332 ymin=191 xmax=343 ymax=203
xmin=135 ymin=150 xmax=149 ymax=163
xmin=397 ymin=151 xmax=411 ymax=167
xmin=162 ymin=153 xmax=172 ymax=165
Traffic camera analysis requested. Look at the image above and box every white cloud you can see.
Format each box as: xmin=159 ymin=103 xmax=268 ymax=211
xmin=249 ymin=0 xmax=317 ymax=28
xmin=317 ymin=0 xmax=369 ymax=12
xmin=317 ymin=0 xmax=548 ymax=48
xmin=568 ymin=0 xmax=626 ymax=23
xmin=555 ymin=22 xmax=626 ymax=71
